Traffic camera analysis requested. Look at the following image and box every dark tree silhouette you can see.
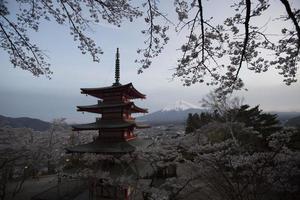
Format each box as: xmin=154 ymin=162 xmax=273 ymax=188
xmin=185 ymin=113 xmax=195 ymax=134
xmin=185 ymin=104 xmax=284 ymax=151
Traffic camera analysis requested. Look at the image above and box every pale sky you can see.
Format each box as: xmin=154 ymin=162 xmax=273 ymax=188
xmin=0 ymin=0 xmax=299 ymax=123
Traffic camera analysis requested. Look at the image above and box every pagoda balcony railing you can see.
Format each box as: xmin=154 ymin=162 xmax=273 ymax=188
xmin=96 ymin=117 xmax=136 ymax=123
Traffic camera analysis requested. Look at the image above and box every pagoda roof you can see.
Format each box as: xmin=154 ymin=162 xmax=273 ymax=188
xmin=81 ymin=83 xmax=146 ymax=99
xmin=66 ymin=140 xmax=135 ymax=154
xmin=65 ymin=138 xmax=153 ymax=154
xmin=72 ymin=120 xmax=149 ymax=131
xmin=77 ymin=102 xmax=148 ymax=114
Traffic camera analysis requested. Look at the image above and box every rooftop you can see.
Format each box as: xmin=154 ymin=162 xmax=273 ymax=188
xmin=77 ymin=101 xmax=148 ymax=113
xmin=80 ymin=83 xmax=146 ymax=99
xmin=66 ymin=138 xmax=153 ymax=154
xmin=72 ymin=120 xmax=149 ymax=131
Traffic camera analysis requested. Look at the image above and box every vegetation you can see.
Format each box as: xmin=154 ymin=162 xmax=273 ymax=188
xmin=1 ymin=0 xmax=300 ymax=198
xmin=149 ymin=97 xmax=300 ymax=200
xmin=0 ymin=0 xmax=299 ymax=93
xmin=286 ymin=115 xmax=300 ymax=128
xmin=186 ymin=104 xmax=281 ymax=134
xmin=61 ymin=96 xmax=300 ymax=200
xmin=0 ymin=98 xmax=299 ymax=200
xmin=0 ymin=119 xmax=78 ymax=200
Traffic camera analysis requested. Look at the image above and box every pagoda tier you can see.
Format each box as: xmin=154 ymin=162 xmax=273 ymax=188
xmin=66 ymin=138 xmax=152 ymax=154
xmin=72 ymin=119 xmax=149 ymax=131
xmin=81 ymin=83 xmax=145 ymax=100
xmin=77 ymin=101 xmax=148 ymax=114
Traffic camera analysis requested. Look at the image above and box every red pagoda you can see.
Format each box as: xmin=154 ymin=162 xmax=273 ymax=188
xmin=67 ymin=48 xmax=149 ymax=154
xmin=33 ymin=50 xmax=161 ymax=200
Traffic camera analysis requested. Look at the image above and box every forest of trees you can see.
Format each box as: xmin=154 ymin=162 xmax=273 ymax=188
xmin=0 ymin=119 xmax=93 ymax=200
xmin=0 ymin=100 xmax=299 ymax=200
xmin=186 ymin=104 xmax=281 ymax=134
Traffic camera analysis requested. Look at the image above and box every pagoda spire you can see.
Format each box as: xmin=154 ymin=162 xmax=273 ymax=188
xmin=113 ymin=48 xmax=121 ymax=86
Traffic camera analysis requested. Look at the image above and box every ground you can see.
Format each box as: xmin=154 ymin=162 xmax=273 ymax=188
xmin=5 ymin=175 xmax=57 ymax=200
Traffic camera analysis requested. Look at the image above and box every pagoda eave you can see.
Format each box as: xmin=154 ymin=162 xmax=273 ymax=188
xmin=81 ymin=83 xmax=146 ymax=99
xmin=135 ymin=123 xmax=151 ymax=129
xmin=65 ymin=141 xmax=136 ymax=154
xmin=76 ymin=103 xmax=148 ymax=114
xmin=77 ymin=108 xmax=148 ymax=114
xmin=72 ymin=120 xmax=137 ymax=131
xmin=65 ymin=138 xmax=153 ymax=154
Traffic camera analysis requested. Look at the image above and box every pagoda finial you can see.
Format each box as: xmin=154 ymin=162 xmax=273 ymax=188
xmin=114 ymin=48 xmax=120 ymax=86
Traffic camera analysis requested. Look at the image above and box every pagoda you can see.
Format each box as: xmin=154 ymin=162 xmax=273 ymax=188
xmin=66 ymin=48 xmax=149 ymax=154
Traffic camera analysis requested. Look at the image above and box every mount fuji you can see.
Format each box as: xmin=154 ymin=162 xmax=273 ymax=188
xmin=162 ymin=100 xmax=202 ymax=112
xmin=137 ymin=100 xmax=205 ymax=125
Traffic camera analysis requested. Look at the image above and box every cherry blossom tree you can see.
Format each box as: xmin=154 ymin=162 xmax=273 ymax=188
xmin=1 ymin=0 xmax=299 ymax=94
xmin=0 ymin=127 xmax=39 ymax=199
xmin=126 ymin=94 xmax=300 ymax=199
xmin=173 ymin=0 xmax=300 ymax=95
xmin=39 ymin=98 xmax=299 ymax=200
xmin=130 ymin=119 xmax=299 ymax=200
xmin=0 ymin=120 xmax=73 ymax=199
xmin=0 ymin=0 xmax=142 ymax=78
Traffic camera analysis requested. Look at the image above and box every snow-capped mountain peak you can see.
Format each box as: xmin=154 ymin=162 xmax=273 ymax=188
xmin=162 ymin=100 xmax=201 ymax=112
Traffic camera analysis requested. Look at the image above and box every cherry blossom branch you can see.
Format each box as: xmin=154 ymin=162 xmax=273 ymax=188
xmin=279 ymin=0 xmax=300 ymax=50
xmin=234 ymin=0 xmax=251 ymax=82
xmin=198 ymin=0 xmax=205 ymax=63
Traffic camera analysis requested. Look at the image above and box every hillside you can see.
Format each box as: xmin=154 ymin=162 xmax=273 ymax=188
xmin=0 ymin=115 xmax=51 ymax=131
xmin=271 ymin=112 xmax=300 ymax=124
xmin=137 ymin=100 xmax=300 ymax=126
xmin=285 ymin=116 xmax=300 ymax=128
xmin=137 ymin=100 xmax=204 ymax=125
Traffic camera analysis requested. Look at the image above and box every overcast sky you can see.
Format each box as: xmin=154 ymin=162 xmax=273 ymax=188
xmin=0 ymin=0 xmax=299 ymax=123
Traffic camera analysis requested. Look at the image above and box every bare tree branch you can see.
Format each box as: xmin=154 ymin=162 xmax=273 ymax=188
xmin=279 ymin=0 xmax=300 ymax=54
xmin=198 ymin=0 xmax=205 ymax=63
xmin=234 ymin=0 xmax=251 ymax=82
